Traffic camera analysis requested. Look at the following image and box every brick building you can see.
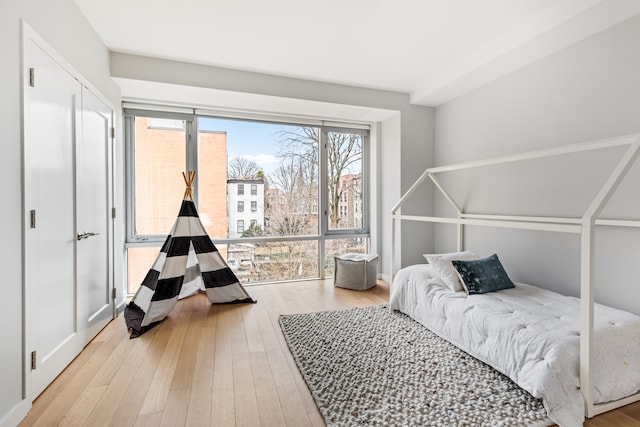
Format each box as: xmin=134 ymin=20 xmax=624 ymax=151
xmin=337 ymin=174 xmax=362 ymax=229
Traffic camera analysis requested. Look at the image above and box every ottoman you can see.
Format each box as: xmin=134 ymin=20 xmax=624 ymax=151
xmin=334 ymin=253 xmax=378 ymax=290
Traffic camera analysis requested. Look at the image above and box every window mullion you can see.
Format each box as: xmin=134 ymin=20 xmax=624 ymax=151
xmin=186 ymin=118 xmax=198 ymax=205
xmin=362 ymin=133 xmax=370 ymax=237
xmin=319 ymin=129 xmax=329 ymax=237
xmin=319 ymin=129 xmax=328 ymax=278
xmin=124 ymin=114 xmax=137 ymax=242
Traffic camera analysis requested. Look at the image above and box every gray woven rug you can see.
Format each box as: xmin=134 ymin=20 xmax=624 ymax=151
xmin=279 ymin=304 xmax=551 ymax=427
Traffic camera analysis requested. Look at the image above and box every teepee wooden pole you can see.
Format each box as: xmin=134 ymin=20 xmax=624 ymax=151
xmin=183 ymin=170 xmax=196 ymax=201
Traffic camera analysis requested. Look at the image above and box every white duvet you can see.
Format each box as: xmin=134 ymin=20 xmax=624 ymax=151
xmin=389 ymin=264 xmax=640 ymax=427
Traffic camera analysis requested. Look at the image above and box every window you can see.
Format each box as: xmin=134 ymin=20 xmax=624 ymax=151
xmin=125 ymin=109 xmax=369 ymax=290
xmin=326 ymin=131 xmax=363 ymax=232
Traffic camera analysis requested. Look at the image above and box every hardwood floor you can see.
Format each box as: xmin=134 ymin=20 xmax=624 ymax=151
xmin=19 ymin=279 xmax=640 ymax=426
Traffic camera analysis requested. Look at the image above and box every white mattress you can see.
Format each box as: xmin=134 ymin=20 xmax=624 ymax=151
xmin=389 ymin=264 xmax=640 ymax=427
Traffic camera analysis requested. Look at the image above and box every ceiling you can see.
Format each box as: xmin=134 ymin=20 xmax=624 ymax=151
xmin=75 ymin=0 xmax=640 ymax=107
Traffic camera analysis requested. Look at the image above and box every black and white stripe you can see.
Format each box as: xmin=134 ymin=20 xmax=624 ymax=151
xmin=125 ymin=200 xmax=255 ymax=338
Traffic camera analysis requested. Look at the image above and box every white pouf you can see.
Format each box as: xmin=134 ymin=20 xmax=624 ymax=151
xmin=334 ymin=253 xmax=378 ymax=290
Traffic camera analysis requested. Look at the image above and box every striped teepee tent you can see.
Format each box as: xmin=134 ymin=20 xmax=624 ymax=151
xmin=124 ymin=171 xmax=255 ymax=338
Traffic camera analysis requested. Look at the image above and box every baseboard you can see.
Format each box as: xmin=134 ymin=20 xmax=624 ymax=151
xmin=379 ymin=273 xmax=390 ymax=283
xmin=116 ymin=300 xmax=126 ymax=315
xmin=0 ymin=399 xmax=31 ymax=427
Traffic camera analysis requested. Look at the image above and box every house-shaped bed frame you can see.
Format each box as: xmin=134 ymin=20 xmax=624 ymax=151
xmin=390 ymin=133 xmax=640 ymax=418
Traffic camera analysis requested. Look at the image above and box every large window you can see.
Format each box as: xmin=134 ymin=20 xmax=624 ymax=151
xmin=125 ymin=108 xmax=369 ymax=291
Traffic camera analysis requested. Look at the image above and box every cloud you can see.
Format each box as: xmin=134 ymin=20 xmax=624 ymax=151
xmin=241 ymin=154 xmax=279 ymax=167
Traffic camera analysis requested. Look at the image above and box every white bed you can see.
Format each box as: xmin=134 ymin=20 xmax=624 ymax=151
xmin=389 ymin=134 xmax=640 ymax=426
xmin=390 ymin=263 xmax=640 ymax=427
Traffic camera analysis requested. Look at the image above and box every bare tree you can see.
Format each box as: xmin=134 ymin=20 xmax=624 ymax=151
xmin=228 ymin=157 xmax=261 ymax=178
xmin=268 ymin=159 xmax=315 ymax=236
xmin=246 ymin=126 xmax=363 ymax=281
xmin=276 ymin=127 xmax=361 ymax=228
xmin=276 ymin=127 xmax=318 ymax=185
xmin=270 ymin=160 xmax=299 ymax=196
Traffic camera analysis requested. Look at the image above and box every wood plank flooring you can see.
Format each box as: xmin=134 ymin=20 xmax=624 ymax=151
xmin=19 ymin=279 xmax=640 ymax=426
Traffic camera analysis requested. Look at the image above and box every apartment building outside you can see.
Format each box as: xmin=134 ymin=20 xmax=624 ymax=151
xmin=227 ymin=179 xmax=265 ymax=238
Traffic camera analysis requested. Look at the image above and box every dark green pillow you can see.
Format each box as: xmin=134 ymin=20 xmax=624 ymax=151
xmin=452 ymin=254 xmax=515 ymax=295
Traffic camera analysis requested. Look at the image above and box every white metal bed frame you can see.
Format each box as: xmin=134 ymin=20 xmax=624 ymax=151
xmin=390 ymin=133 xmax=640 ymax=418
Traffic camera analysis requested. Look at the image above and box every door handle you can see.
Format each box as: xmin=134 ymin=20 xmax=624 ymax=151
xmin=77 ymin=231 xmax=100 ymax=240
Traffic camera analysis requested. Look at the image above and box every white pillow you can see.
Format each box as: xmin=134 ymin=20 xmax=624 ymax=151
xmin=424 ymin=251 xmax=478 ymax=292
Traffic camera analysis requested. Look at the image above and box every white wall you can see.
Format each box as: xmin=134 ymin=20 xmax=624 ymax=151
xmin=378 ymin=114 xmax=401 ymax=280
xmin=111 ymin=53 xmax=435 ymax=274
xmin=0 ymin=1 xmax=120 ymax=425
xmin=399 ymin=106 xmax=435 ymax=268
xmin=433 ymin=13 xmax=640 ymax=315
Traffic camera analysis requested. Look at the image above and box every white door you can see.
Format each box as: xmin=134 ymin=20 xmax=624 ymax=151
xmin=77 ymin=87 xmax=114 ymax=343
xmin=24 ymin=40 xmax=84 ymax=398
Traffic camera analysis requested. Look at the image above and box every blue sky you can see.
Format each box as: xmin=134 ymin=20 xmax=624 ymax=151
xmin=200 ymin=117 xmax=286 ymax=174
